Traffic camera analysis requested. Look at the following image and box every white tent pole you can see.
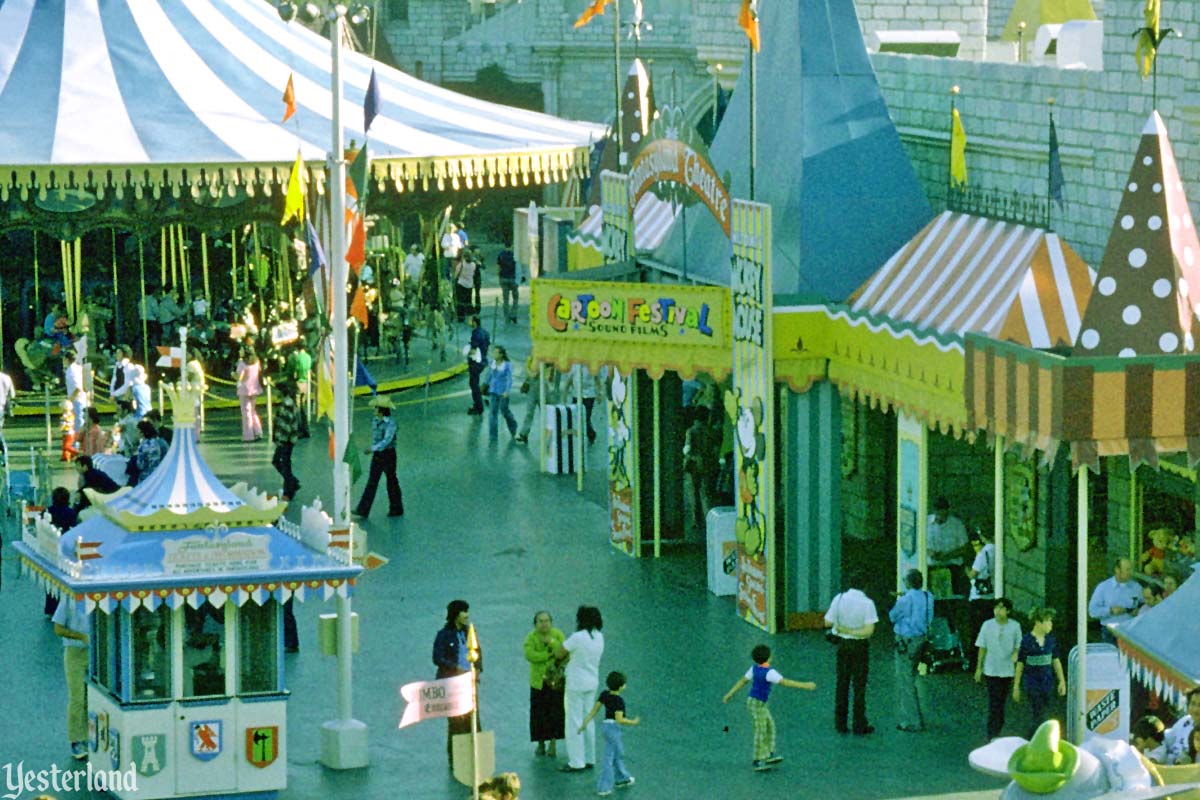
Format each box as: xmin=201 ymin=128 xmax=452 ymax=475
xmin=321 ymin=7 xmax=368 ymax=771
xmin=1075 ymin=466 xmax=1088 ymax=743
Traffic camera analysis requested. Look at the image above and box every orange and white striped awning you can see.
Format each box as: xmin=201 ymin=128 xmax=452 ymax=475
xmin=570 ymin=193 xmax=679 ymax=252
xmin=850 ymin=211 xmax=1094 ymax=348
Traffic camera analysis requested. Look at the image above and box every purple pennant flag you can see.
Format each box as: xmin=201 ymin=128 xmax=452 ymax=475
xmin=305 ymin=220 xmax=326 ymax=276
xmin=364 ymin=69 xmax=381 ymax=134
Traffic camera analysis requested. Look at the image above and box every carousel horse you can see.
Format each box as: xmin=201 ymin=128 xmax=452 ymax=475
xmin=15 ymin=337 xmax=64 ymax=387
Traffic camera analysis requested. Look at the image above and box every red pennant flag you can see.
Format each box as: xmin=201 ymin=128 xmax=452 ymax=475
xmin=346 ymin=213 xmax=366 ymax=274
xmin=282 ymin=73 xmax=296 ymax=123
xmin=573 ymin=0 xmax=610 ymax=28
xmin=738 ymin=0 xmax=760 ymax=52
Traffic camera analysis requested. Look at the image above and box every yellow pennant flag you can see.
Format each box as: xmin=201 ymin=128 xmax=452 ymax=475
xmin=1134 ymin=0 xmax=1160 ymax=78
xmin=281 ymin=151 xmax=304 ymax=225
xmin=950 ymin=108 xmax=968 ymax=187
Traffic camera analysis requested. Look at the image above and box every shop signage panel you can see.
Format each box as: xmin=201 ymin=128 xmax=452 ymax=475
xmin=607 ymin=370 xmax=638 ymax=555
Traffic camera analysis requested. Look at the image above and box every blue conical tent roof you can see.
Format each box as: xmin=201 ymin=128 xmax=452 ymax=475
xmin=653 ymin=0 xmax=932 ymax=300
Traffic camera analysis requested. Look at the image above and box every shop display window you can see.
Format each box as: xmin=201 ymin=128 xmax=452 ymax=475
xmin=130 ymin=606 xmax=171 ymax=702
xmin=92 ymin=610 xmax=119 ymax=697
xmin=183 ymin=604 xmax=226 ymax=697
xmin=239 ymin=600 xmax=280 ymax=695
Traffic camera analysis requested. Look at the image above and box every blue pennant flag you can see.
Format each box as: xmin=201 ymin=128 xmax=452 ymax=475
xmin=355 ymin=359 xmax=377 ymax=393
xmin=1048 ymin=117 xmax=1065 ymax=208
xmin=304 ymin=220 xmax=326 ymax=277
xmin=364 ymin=69 xmax=381 ymax=134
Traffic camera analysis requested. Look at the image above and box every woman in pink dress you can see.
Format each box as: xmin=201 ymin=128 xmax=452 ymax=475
xmin=236 ymin=348 xmax=263 ymax=441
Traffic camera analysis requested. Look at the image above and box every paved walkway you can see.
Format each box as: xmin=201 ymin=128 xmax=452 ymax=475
xmin=0 ymin=281 xmax=1008 ymax=800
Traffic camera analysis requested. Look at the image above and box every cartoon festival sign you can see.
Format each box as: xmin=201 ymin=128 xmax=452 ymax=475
xmin=728 ymin=200 xmax=775 ymax=632
xmin=608 ymin=369 xmax=638 ymax=554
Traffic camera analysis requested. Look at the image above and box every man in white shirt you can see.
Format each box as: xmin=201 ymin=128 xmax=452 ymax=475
xmin=0 ymin=368 xmax=14 ymax=452
xmin=63 ymin=351 xmax=88 ymax=431
xmin=928 ymin=496 xmax=969 ymax=597
xmin=1087 ymin=557 xmax=1142 ymax=641
xmin=403 ymin=245 xmax=426 ymax=287
xmin=53 ymin=596 xmax=91 ymax=760
xmin=1164 ymin=687 xmax=1200 ymax=764
xmin=440 ymin=224 xmax=462 ymax=277
xmin=825 ymin=571 xmax=878 ymax=736
xmin=109 ymin=346 xmax=135 ymax=400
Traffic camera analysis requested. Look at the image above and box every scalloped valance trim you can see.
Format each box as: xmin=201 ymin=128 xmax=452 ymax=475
xmin=0 ymin=146 xmax=591 ymax=202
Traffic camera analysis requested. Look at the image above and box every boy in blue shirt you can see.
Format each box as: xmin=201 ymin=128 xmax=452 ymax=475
xmin=1013 ymin=607 xmax=1066 ymax=738
xmin=723 ymin=644 xmax=817 ymax=771
xmin=580 ymin=671 xmax=640 ymax=797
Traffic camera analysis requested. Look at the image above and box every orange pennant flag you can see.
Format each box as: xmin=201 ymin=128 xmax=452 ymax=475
xmin=573 ymin=0 xmax=610 ymax=28
xmin=282 ymin=73 xmax=296 ymax=123
xmin=346 ymin=213 xmax=366 ymax=274
xmin=738 ymin=0 xmax=760 ymax=52
xmin=350 ymin=287 xmax=370 ymax=329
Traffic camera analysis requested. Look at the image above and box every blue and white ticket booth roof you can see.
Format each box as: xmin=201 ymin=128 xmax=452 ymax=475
xmin=16 ymin=410 xmax=361 ymax=800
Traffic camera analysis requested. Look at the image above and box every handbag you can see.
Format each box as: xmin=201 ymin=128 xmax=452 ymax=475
xmin=972 ymin=548 xmax=994 ymax=595
xmin=543 ymin=658 xmax=565 ymax=691
xmin=520 ymin=379 xmax=531 ymax=394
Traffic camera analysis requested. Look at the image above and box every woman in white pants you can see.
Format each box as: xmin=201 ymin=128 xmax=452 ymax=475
xmin=556 ymin=606 xmax=605 ymax=771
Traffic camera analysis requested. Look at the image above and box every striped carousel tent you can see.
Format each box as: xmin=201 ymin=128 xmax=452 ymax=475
xmin=0 ymin=0 xmax=602 ymax=201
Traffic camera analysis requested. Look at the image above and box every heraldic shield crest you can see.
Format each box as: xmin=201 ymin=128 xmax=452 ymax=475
xmin=245 ymin=725 xmax=279 ymax=769
xmin=190 ymin=720 xmax=222 ymax=761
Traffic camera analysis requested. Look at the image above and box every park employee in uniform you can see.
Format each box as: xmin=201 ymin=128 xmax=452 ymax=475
xmin=825 ymin=571 xmax=879 ymax=736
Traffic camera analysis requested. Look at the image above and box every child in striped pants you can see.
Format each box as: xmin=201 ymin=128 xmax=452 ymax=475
xmin=723 ymin=644 xmax=817 ymax=771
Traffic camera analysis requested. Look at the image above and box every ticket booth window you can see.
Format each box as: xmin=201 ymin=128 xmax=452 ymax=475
xmin=183 ymin=604 xmax=226 ymax=697
xmin=130 ymin=606 xmax=171 ymax=702
xmin=239 ymin=600 xmax=280 ymax=694
xmin=92 ymin=610 xmax=119 ymax=697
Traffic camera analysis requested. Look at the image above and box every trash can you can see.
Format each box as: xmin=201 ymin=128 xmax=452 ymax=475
xmin=1067 ymin=643 xmax=1130 ymax=744
xmin=706 ymin=507 xmax=738 ymax=596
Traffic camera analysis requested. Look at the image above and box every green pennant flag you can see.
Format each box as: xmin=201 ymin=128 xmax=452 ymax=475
xmin=342 ymin=440 xmax=363 ymax=484
xmin=347 ymin=143 xmax=369 ymax=204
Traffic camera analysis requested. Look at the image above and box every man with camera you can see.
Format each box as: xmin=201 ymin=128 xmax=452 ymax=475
xmin=890 ymin=569 xmax=933 ymax=733
xmin=824 ymin=570 xmax=878 ymax=736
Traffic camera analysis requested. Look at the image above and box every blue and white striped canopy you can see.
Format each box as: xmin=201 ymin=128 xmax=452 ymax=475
xmin=0 ymin=0 xmax=601 ymax=194
xmin=106 ymin=427 xmax=245 ymax=518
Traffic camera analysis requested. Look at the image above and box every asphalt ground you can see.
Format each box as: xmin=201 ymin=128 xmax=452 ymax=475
xmin=0 ymin=279 xmax=1010 ymax=800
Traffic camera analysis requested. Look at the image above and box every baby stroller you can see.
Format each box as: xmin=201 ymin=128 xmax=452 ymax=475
xmin=921 ymin=615 xmax=970 ymax=673
xmin=3 ymin=444 xmax=48 ymax=516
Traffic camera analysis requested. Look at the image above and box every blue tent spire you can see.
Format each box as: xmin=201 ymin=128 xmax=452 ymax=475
xmin=653 ymin=0 xmax=932 ymax=301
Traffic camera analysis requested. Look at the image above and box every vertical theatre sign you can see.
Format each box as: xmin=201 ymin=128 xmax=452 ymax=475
xmin=728 ymin=200 xmax=775 ymax=631
xmin=599 ymin=170 xmax=631 ymax=263
xmin=608 ymin=369 xmax=638 ymax=554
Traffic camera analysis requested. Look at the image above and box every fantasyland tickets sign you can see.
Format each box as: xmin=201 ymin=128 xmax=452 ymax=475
xmin=727 ymin=200 xmax=775 ymax=632
xmin=531 ymin=279 xmax=731 ymax=380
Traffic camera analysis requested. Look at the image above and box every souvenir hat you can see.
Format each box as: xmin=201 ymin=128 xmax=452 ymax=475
xmin=969 ymin=721 xmax=1193 ymax=800
xmin=368 ymin=395 xmax=394 ymax=409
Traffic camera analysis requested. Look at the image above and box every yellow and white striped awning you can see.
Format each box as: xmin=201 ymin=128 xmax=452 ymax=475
xmin=850 ymin=211 xmax=1094 ymax=348
xmin=570 ymin=193 xmax=679 ymax=253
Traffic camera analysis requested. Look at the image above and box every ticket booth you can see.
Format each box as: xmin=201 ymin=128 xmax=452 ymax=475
xmin=16 ymin=383 xmax=360 ymax=800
